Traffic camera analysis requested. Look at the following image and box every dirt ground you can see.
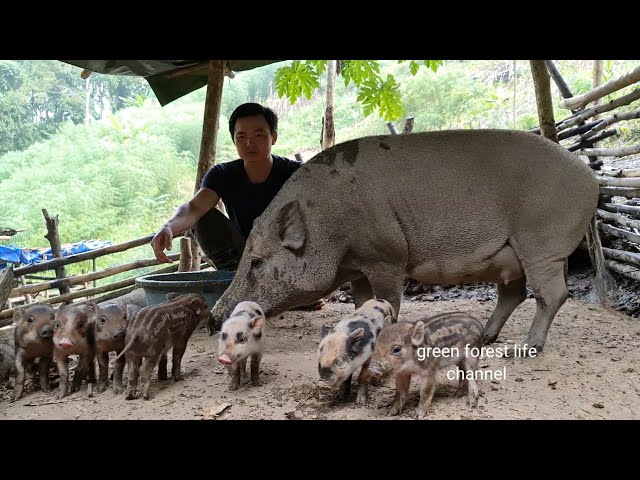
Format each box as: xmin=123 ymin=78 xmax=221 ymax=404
xmin=2 ymin=277 xmax=639 ymax=420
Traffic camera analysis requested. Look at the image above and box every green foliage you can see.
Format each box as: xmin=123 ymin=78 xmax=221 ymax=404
xmin=274 ymin=61 xmax=320 ymax=104
xmin=274 ymin=60 xmax=443 ymax=122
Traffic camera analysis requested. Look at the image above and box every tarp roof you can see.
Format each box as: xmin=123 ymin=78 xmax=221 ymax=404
xmin=62 ymin=60 xmax=282 ymax=106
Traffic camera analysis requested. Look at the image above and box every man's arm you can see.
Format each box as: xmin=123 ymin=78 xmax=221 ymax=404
xmin=151 ymin=188 xmax=220 ymax=262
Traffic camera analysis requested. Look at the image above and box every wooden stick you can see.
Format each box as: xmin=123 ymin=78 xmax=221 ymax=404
xmin=599 ymin=186 xmax=640 ymax=198
xmin=402 ymin=116 xmax=415 ymax=134
xmin=598 ymin=222 xmax=640 ymax=244
xmin=602 ymin=247 xmax=640 ymax=267
xmin=556 ymin=89 xmax=640 ymax=132
xmin=190 ymin=234 xmax=201 ymax=272
xmin=12 ymin=233 xmax=181 ymax=276
xmin=530 ymin=60 xmax=559 ymax=143
xmin=0 ymin=267 xmax=13 ymax=311
xmin=179 ymin=237 xmax=192 ymax=272
xmin=576 ymin=144 xmax=640 ymax=158
xmin=581 ymin=108 xmax=640 ymax=142
xmin=566 ymin=129 xmax=617 ymax=152
xmin=601 ymin=203 xmax=640 ymax=218
xmin=560 ymin=66 xmax=640 ymax=110
xmin=10 ymin=254 xmax=180 ymax=296
xmin=605 ymin=259 xmax=640 ymax=282
xmin=597 ymin=177 xmax=640 ymax=188
xmin=74 ymin=285 xmax=139 ymax=306
xmin=597 ymin=209 xmax=640 ymax=230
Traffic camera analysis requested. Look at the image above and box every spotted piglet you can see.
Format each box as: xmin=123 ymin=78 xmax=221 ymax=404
xmin=12 ymin=304 xmax=56 ymax=401
xmin=317 ymin=298 xmax=396 ymax=405
xmin=217 ymin=301 xmax=266 ymax=390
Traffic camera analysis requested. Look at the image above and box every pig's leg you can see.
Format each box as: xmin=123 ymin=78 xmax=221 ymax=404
xmin=157 ymin=353 xmax=168 ymax=380
xmin=171 ymin=342 xmax=187 ymax=381
xmin=125 ymin=356 xmax=142 ymax=400
xmin=355 ymin=360 xmax=371 ymax=406
xmin=96 ymin=351 xmax=109 ymax=393
xmin=522 ymin=260 xmax=568 ymax=353
xmin=56 ymin=354 xmax=70 ymax=399
xmin=351 ymin=276 xmax=374 ymax=309
xmin=12 ymin=351 xmax=27 ymax=401
xmin=38 ymin=356 xmax=51 ymax=393
xmin=229 ymin=363 xmax=241 ymax=390
xmin=71 ymin=353 xmax=88 ymax=393
xmin=365 ymin=268 xmax=404 ymax=320
xmin=86 ymin=355 xmax=97 ymax=398
xmin=250 ymin=353 xmax=262 ymax=386
xmin=336 ymin=374 xmax=352 ymax=401
xmin=483 ymin=275 xmax=527 ymax=345
xmin=389 ymin=372 xmax=411 ymax=416
xmin=141 ymin=356 xmax=159 ymax=400
xmin=416 ymin=366 xmax=438 ymax=419
xmin=239 ymin=358 xmax=247 ymax=378
xmin=112 ymin=351 xmax=126 ymax=395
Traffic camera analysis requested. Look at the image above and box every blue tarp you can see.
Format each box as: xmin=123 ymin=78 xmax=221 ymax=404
xmin=0 ymin=240 xmax=112 ymax=269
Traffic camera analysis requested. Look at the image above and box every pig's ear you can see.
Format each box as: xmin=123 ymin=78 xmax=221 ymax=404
xmin=188 ymin=297 xmax=204 ymax=315
xmin=166 ymin=292 xmax=181 ymax=301
xmin=85 ymin=302 xmax=98 ymax=316
xmin=347 ymin=328 xmax=365 ymax=355
xmin=320 ymin=324 xmax=329 ymax=339
xmin=249 ymin=315 xmax=265 ymax=336
xmin=276 ymin=200 xmax=306 ymax=252
xmin=383 ymin=315 xmax=395 ymax=328
xmin=411 ymin=321 xmax=425 ymax=348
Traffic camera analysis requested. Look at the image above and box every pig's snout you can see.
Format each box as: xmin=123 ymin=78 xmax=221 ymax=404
xmin=367 ymin=364 xmax=384 ymax=378
xmin=317 ymin=380 xmax=333 ymax=390
xmin=57 ymin=337 xmax=74 ymax=350
xmin=40 ymin=325 xmax=53 ymax=339
xmin=113 ymin=328 xmax=126 ymax=339
xmin=218 ymin=353 xmax=233 ymax=365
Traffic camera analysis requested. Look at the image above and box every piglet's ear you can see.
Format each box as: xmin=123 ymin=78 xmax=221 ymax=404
xmin=347 ymin=327 xmax=365 ymax=354
xmin=320 ymin=324 xmax=329 ymax=339
xmin=85 ymin=302 xmax=98 ymax=316
xmin=249 ymin=315 xmax=265 ymax=336
xmin=383 ymin=315 xmax=395 ymax=327
xmin=411 ymin=321 xmax=425 ymax=348
xmin=13 ymin=307 xmax=24 ymax=323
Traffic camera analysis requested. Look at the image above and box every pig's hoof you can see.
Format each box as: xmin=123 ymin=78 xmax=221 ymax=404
xmin=157 ymin=372 xmax=168 ymax=381
xmin=125 ymin=393 xmax=136 ymax=400
xmin=143 ymin=393 xmax=150 ymax=400
xmin=388 ymin=403 xmax=403 ymax=416
xmin=467 ymin=396 xmax=479 ymax=408
xmin=113 ymin=385 xmax=122 ymax=395
xmin=355 ymin=394 xmax=368 ymax=406
xmin=482 ymin=333 xmax=498 ymax=345
xmin=96 ymin=384 xmax=107 ymax=394
xmin=454 ymin=386 xmax=468 ymax=398
xmin=251 ymin=379 xmax=262 ymax=387
xmin=415 ymin=410 xmax=429 ymax=420
xmin=41 ymin=385 xmax=51 ymax=393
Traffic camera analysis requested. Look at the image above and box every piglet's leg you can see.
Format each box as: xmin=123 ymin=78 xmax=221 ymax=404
xmin=112 ymin=352 xmax=126 ymax=395
xmin=157 ymin=353 xmax=168 ymax=380
xmin=56 ymin=354 xmax=70 ymax=399
xmin=356 ymin=360 xmax=371 ymax=406
xmin=172 ymin=342 xmax=187 ymax=381
xmin=229 ymin=363 xmax=241 ymax=390
xmin=250 ymin=353 xmax=262 ymax=386
xmin=12 ymin=351 xmax=27 ymax=401
xmin=336 ymin=373 xmax=352 ymax=401
xmin=39 ymin=356 xmax=51 ymax=393
xmin=416 ymin=365 xmax=438 ymax=419
xmin=96 ymin=352 xmax=109 ymax=393
xmin=125 ymin=356 xmax=142 ymax=400
xmin=389 ymin=372 xmax=411 ymax=416
xmin=141 ymin=356 xmax=159 ymax=400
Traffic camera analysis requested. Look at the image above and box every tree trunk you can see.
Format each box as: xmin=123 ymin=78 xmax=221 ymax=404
xmin=322 ymin=60 xmax=337 ymax=150
xmin=530 ymin=60 xmax=559 ymax=143
xmin=42 ymin=209 xmax=70 ymax=296
xmin=1 ymin=267 xmax=13 ymax=311
xmin=592 ymin=60 xmax=604 ymax=118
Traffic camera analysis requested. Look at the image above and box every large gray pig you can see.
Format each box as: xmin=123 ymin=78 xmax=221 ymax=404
xmin=211 ymin=130 xmax=612 ymax=352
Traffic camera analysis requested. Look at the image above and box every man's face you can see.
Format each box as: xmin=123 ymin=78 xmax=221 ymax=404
xmin=233 ymin=115 xmax=277 ymax=164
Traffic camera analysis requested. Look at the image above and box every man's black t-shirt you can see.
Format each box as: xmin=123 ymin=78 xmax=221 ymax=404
xmin=201 ymin=155 xmax=302 ymax=238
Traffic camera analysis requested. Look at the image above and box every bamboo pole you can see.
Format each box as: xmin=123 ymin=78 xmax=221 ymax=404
xmin=10 ymin=253 xmax=180 ymax=296
xmin=597 ymin=209 xmax=640 ymax=230
xmin=560 ymin=65 xmax=640 ymax=111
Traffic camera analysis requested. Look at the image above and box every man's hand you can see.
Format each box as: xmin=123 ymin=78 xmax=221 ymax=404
xmin=151 ymin=227 xmax=174 ymax=263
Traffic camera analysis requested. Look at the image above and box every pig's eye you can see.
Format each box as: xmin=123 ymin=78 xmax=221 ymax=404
xmin=249 ymin=258 xmax=263 ymax=269
xmin=392 ymin=345 xmax=402 ymax=355
xmin=27 ymin=316 xmax=34 ymax=324
xmin=221 ymin=332 xmax=227 ymax=340
xmin=100 ymin=316 xmax=107 ymax=324
xmin=55 ymin=322 xmax=60 ymax=329
xmin=337 ymin=359 xmax=347 ymax=369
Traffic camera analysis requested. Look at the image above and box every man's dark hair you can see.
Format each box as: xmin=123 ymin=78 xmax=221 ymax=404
xmin=228 ymin=103 xmax=278 ymax=140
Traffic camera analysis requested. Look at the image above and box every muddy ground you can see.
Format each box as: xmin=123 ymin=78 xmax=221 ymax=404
xmin=1 ymin=266 xmax=639 ymax=421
